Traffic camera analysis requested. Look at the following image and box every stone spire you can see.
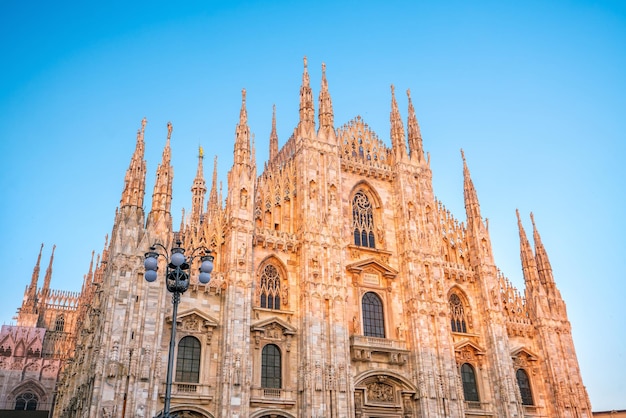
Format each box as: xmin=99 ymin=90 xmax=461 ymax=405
xmin=234 ymin=89 xmax=251 ymax=166
xmin=269 ymin=105 xmax=279 ymax=161
xmin=298 ymin=56 xmax=315 ymax=135
xmin=462 ymin=150 xmax=483 ymax=226
xmin=147 ymin=122 xmax=174 ymax=230
xmin=206 ymin=155 xmax=220 ymax=219
xmin=24 ymin=243 xmax=44 ymax=314
xmin=390 ymin=85 xmax=407 ymax=161
xmin=317 ymin=62 xmax=335 ymax=139
xmin=190 ymin=146 xmax=207 ymax=224
xmin=531 ymin=212 xmax=566 ymax=316
xmin=41 ymin=244 xmax=56 ymax=305
xmin=120 ymin=118 xmax=147 ymax=209
xmin=531 ymin=212 xmax=553 ymax=288
xmin=406 ymin=89 xmax=424 ymax=162
xmin=517 ymin=210 xmax=541 ymax=292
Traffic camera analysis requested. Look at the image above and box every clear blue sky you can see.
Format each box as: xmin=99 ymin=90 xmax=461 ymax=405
xmin=1 ymin=0 xmax=624 ymax=411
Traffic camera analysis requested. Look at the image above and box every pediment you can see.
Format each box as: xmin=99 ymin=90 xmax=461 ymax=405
xmin=346 ymin=258 xmax=398 ymax=278
xmin=511 ymin=346 xmax=539 ymax=361
xmin=172 ymin=308 xmax=219 ymax=331
xmin=251 ymin=317 xmax=296 ymax=335
xmin=454 ymin=339 xmax=486 ymax=355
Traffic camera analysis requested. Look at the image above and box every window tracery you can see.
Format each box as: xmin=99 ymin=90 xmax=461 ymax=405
xmin=259 ymin=264 xmax=281 ymax=310
xmin=352 ymin=191 xmax=375 ymax=248
xmin=449 ymin=293 xmax=467 ymax=333
xmin=14 ymin=392 xmax=38 ymax=410
xmin=54 ymin=315 xmax=65 ymax=332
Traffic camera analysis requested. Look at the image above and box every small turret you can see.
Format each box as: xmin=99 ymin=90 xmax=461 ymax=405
xmin=41 ymin=244 xmax=56 ymax=298
xmin=37 ymin=244 xmax=56 ymax=320
xmin=531 ymin=212 xmax=566 ymax=317
xmin=390 ymin=85 xmax=408 ymax=161
xmin=298 ymin=56 xmax=315 ymax=136
xmin=462 ymin=150 xmax=483 ymax=228
xmin=206 ymin=156 xmax=220 ymax=220
xmin=234 ymin=89 xmax=251 ymax=167
xmin=406 ymin=89 xmax=424 ymax=162
xmin=517 ymin=210 xmax=541 ymax=291
xmin=531 ymin=212 xmax=553 ymax=288
xmin=120 ymin=118 xmax=147 ymax=209
xmin=190 ymin=146 xmax=207 ymax=224
xmin=269 ymin=105 xmax=279 ymax=161
xmin=147 ymin=122 xmax=174 ymax=232
xmin=317 ymin=62 xmax=335 ymax=141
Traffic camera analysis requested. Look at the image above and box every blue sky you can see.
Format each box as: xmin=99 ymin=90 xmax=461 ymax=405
xmin=1 ymin=0 xmax=624 ymax=411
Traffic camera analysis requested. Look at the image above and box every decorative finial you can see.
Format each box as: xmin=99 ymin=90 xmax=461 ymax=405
xmin=460 ymin=148 xmax=466 ymax=162
xmin=322 ymin=62 xmax=326 ymax=74
xmin=391 ymin=84 xmax=395 ymax=96
xmin=242 ymin=88 xmax=246 ymax=104
xmin=167 ymin=122 xmax=173 ymax=139
xmin=141 ymin=117 xmax=147 ymax=132
xmin=530 ymin=212 xmax=536 ymax=227
xmin=407 ymin=88 xmax=411 ymax=100
xmin=303 ymin=56 xmax=308 ymax=70
xmin=199 ymin=145 xmax=204 ymax=158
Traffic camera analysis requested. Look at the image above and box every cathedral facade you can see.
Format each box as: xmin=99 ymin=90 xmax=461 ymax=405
xmin=6 ymin=59 xmax=591 ymax=417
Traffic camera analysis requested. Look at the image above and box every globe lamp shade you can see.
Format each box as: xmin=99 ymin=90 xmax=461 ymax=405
xmin=144 ymin=256 xmax=158 ymax=271
xmin=200 ymin=257 xmax=214 ymax=274
xmin=199 ymin=272 xmax=211 ymax=284
xmin=171 ymin=251 xmax=185 ymax=267
xmin=145 ymin=270 xmax=158 ymax=282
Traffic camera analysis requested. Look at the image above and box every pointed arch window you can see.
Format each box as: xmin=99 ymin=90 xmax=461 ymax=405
xmin=15 ymin=392 xmax=38 ymax=410
xmin=54 ymin=315 xmax=65 ymax=332
xmin=261 ymin=344 xmax=282 ymax=388
xmin=461 ymin=363 xmax=480 ymax=402
xmin=449 ymin=293 xmax=467 ymax=333
xmin=259 ymin=264 xmax=281 ymax=310
xmin=175 ymin=336 xmax=201 ymax=383
xmin=352 ymin=191 xmax=375 ymax=248
xmin=516 ymin=369 xmax=534 ymax=405
xmin=362 ymin=292 xmax=385 ymax=338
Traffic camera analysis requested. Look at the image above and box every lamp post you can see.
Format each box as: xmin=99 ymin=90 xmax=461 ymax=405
xmin=143 ymin=241 xmax=214 ymax=418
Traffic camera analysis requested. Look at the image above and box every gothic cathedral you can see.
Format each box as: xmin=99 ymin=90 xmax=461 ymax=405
xmin=2 ymin=59 xmax=591 ymax=417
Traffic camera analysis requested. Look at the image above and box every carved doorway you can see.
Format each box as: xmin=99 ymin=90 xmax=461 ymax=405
xmin=354 ymin=373 xmax=416 ymax=418
xmin=157 ymin=410 xmax=212 ymax=418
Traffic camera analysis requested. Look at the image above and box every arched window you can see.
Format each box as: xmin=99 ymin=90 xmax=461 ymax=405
xmin=352 ymin=191 xmax=375 ymax=248
xmin=362 ymin=292 xmax=385 ymax=338
xmin=15 ymin=392 xmax=38 ymax=410
xmin=516 ymin=369 xmax=534 ymax=405
xmin=54 ymin=315 xmax=65 ymax=332
xmin=175 ymin=336 xmax=201 ymax=383
xmin=261 ymin=344 xmax=282 ymax=388
xmin=259 ymin=264 xmax=281 ymax=310
xmin=461 ymin=363 xmax=479 ymax=402
xmin=449 ymin=293 xmax=467 ymax=333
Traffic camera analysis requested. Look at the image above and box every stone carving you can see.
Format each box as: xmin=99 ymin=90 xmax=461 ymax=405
xmin=367 ymin=381 xmax=394 ymax=403
xmin=314 ymin=361 xmax=323 ymax=391
xmin=183 ymin=316 xmax=200 ymax=331
xmin=140 ymin=346 xmax=151 ymax=381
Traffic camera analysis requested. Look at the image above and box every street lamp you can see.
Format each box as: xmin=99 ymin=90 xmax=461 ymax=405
xmin=144 ymin=240 xmax=214 ymax=418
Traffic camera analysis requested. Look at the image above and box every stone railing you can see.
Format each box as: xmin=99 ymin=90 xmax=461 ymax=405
xmin=250 ymin=387 xmax=297 ymax=406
